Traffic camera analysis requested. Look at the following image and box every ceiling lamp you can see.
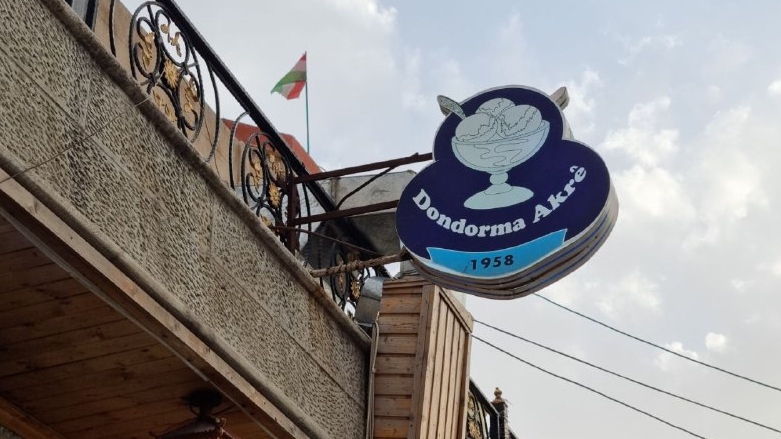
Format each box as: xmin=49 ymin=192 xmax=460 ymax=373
xmin=153 ymin=389 xmax=236 ymax=439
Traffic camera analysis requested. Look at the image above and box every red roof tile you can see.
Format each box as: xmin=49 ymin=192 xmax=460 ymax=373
xmin=222 ymin=120 xmax=321 ymax=175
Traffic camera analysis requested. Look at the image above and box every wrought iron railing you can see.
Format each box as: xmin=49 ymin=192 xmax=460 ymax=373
xmin=467 ymin=382 xmax=494 ymax=439
xmin=89 ymin=0 xmax=397 ymax=313
xmin=468 ymin=382 xmax=519 ymax=439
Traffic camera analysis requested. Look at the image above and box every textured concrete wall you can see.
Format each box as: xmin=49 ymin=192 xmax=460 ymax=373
xmin=0 ymin=1 xmax=368 ymax=438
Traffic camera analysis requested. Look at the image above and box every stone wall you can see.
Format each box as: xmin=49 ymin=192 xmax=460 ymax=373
xmin=0 ymin=1 xmax=368 ymax=438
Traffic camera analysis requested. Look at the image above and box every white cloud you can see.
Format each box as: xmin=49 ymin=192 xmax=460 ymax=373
xmin=683 ymin=106 xmax=768 ymax=249
xmin=602 ymin=97 xmax=678 ymax=167
xmin=324 ymin=0 xmax=397 ymax=31
xmin=655 ymin=341 xmax=699 ymax=372
xmin=617 ymin=34 xmax=682 ymax=64
xmin=769 ymin=258 xmax=781 ymax=277
xmin=500 ymin=12 xmax=523 ymax=40
xmin=730 ymin=278 xmax=749 ymax=293
xmin=623 ymin=272 xmax=663 ymax=311
xmin=596 ymin=270 xmax=663 ymax=319
xmin=562 ymin=69 xmax=602 ymax=135
xmin=701 ymin=105 xmax=751 ymax=143
xmin=401 ymin=48 xmax=427 ymax=111
xmin=706 ymin=84 xmax=723 ymax=102
xmin=541 ymin=278 xmax=603 ymax=310
xmin=432 ymin=59 xmax=472 ymax=101
xmin=627 ymin=35 xmax=682 ymax=54
xmin=705 ymin=332 xmax=728 ymax=353
xmin=768 ymin=79 xmax=781 ymax=96
xmin=614 ymin=165 xmax=695 ymax=223
xmin=705 ymin=34 xmax=752 ymax=74
xmin=487 ymin=12 xmax=536 ymax=86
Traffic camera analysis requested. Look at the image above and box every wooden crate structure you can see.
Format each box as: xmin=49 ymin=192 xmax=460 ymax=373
xmin=373 ymin=275 xmax=473 ymax=439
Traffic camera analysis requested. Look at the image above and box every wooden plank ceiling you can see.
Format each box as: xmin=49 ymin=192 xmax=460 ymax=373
xmin=0 ymin=215 xmax=270 ymax=439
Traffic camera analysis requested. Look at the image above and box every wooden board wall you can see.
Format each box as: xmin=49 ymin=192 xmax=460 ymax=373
xmin=373 ymin=276 xmax=473 ymax=439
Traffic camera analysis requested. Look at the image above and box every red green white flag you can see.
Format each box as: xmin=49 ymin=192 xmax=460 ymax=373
xmin=271 ymin=52 xmax=307 ymax=100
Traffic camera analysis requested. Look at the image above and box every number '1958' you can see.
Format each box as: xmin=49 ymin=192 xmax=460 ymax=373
xmin=470 ymin=255 xmax=514 ymax=270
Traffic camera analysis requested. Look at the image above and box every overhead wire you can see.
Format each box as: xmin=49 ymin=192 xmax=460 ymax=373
xmin=534 ymin=293 xmax=781 ymax=393
xmin=473 ymin=335 xmax=712 ymax=439
xmin=474 ymin=319 xmax=781 ymax=434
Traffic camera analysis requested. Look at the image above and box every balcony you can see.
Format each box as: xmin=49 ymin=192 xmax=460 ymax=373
xmin=0 ymin=0 xmax=375 ymax=437
xmin=0 ymin=1 xmax=516 ymax=438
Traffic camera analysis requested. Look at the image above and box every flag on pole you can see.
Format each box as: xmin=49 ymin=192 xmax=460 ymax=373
xmin=271 ymin=52 xmax=307 ymax=100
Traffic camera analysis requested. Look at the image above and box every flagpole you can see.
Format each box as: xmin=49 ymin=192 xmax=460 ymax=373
xmin=305 ymin=80 xmax=310 ymax=154
xmin=271 ymin=52 xmax=309 ymax=153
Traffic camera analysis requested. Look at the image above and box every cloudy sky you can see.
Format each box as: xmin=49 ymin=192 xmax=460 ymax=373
xmin=136 ymin=1 xmax=781 ymax=437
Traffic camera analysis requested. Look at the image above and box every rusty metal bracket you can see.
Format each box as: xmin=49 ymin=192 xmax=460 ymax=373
xmin=286 ymin=151 xmax=432 ymax=227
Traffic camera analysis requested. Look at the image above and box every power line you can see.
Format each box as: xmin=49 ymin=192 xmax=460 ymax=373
xmin=472 ymin=335 xmax=712 ymax=439
xmin=535 ymin=293 xmax=781 ymax=393
xmin=475 ymin=319 xmax=781 ymax=435
xmin=0 ymin=96 xmax=151 ymax=186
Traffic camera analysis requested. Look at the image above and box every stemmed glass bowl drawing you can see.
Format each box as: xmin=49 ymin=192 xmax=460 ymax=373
xmin=452 ymin=119 xmax=549 ymax=209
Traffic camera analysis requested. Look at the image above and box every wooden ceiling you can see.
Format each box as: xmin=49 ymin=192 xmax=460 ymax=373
xmin=0 ymin=215 xmax=272 ymax=439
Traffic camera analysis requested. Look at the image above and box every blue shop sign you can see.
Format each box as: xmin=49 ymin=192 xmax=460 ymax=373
xmin=395 ymin=85 xmax=617 ymax=297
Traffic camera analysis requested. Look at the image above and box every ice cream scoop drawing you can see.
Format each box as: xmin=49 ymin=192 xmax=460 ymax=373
xmin=441 ymin=94 xmax=550 ymax=209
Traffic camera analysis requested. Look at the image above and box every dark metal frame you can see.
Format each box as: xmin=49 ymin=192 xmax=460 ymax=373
xmin=288 ymin=153 xmax=432 ymax=229
xmin=468 ymin=381 xmax=519 ymax=439
xmin=468 ymin=381 xmax=498 ymax=439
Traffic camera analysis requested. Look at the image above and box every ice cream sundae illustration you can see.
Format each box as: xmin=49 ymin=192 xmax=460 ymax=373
xmin=439 ymin=95 xmax=550 ymax=209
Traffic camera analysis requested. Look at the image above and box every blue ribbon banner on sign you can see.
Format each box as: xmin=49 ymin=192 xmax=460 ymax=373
xmin=427 ymin=230 xmax=566 ymax=278
xmin=395 ymin=85 xmax=618 ymax=299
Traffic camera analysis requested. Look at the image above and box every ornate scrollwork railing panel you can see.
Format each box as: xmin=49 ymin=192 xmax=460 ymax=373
xmin=226 ymin=114 xmax=299 ymax=248
xmin=326 ymin=244 xmax=375 ymax=312
xmin=467 ymin=389 xmax=492 ymax=439
xmin=110 ymin=0 xmax=220 ymax=162
xmin=466 ymin=383 xmax=519 ymax=439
